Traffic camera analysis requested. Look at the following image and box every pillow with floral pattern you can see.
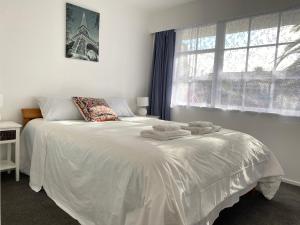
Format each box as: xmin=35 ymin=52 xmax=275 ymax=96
xmin=72 ymin=97 xmax=118 ymax=122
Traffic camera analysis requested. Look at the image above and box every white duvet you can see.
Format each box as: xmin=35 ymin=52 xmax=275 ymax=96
xmin=20 ymin=117 xmax=284 ymax=225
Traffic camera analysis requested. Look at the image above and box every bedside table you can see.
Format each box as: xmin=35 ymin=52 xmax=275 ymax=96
xmin=0 ymin=121 xmax=22 ymax=181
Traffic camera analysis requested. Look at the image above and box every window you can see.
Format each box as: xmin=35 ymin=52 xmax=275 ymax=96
xmin=172 ymin=8 xmax=300 ymax=117
xmin=172 ymin=25 xmax=216 ymax=107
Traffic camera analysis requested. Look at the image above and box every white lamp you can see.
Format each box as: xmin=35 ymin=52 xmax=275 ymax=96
xmin=0 ymin=94 xmax=3 ymax=120
xmin=137 ymin=97 xmax=149 ymax=116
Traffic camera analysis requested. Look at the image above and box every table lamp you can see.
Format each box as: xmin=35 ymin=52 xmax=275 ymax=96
xmin=137 ymin=97 xmax=149 ymax=116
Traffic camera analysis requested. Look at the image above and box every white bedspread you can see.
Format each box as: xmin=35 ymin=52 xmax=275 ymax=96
xmin=20 ymin=118 xmax=284 ymax=225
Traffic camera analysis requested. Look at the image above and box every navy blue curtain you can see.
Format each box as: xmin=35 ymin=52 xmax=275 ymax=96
xmin=149 ymin=30 xmax=176 ymax=120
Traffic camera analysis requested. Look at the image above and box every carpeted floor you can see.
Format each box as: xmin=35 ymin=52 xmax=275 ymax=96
xmin=2 ymin=173 xmax=300 ymax=225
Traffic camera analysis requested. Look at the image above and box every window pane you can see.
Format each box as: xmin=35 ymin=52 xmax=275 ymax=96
xmin=177 ymin=28 xmax=198 ymax=52
xmin=173 ymin=9 xmax=300 ymax=116
xmin=273 ymin=79 xmax=300 ymax=111
xmin=225 ymin=18 xmax=249 ymax=48
xmin=244 ymin=79 xmax=271 ymax=108
xmin=197 ymin=25 xmax=216 ymax=50
xmin=276 ymin=44 xmax=300 ymax=72
xmin=195 ymin=53 xmax=215 ymax=77
xmin=190 ymin=81 xmax=212 ymax=106
xmin=248 ymin=46 xmax=276 ymax=72
xmin=172 ymin=82 xmax=189 ymax=105
xmin=176 ymin=25 xmax=216 ymax=52
xmin=175 ymin=54 xmax=196 ymax=79
xmin=180 ymin=39 xmax=197 ymax=52
xmin=280 ymin=9 xmax=300 ymax=43
xmin=219 ymin=75 xmax=243 ymax=107
xmin=223 ymin=49 xmax=247 ymax=72
xmin=250 ymin=13 xmax=279 ymax=46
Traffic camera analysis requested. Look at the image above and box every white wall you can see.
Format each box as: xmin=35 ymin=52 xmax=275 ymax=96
xmin=149 ymin=0 xmax=300 ymax=185
xmin=0 ymin=0 xmax=152 ymax=123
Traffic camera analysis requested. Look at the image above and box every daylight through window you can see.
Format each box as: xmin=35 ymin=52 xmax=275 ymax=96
xmin=172 ymin=8 xmax=300 ymax=116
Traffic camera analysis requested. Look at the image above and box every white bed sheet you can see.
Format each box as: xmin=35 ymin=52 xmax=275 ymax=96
xmin=20 ymin=117 xmax=284 ymax=225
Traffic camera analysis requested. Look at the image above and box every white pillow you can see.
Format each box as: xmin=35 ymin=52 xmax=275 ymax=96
xmin=37 ymin=97 xmax=83 ymax=121
xmin=105 ymin=97 xmax=135 ymax=117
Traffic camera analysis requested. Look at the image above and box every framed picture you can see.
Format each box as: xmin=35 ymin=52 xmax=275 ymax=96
xmin=66 ymin=3 xmax=100 ymax=62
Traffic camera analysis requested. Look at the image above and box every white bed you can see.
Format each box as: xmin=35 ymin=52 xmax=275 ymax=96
xmin=20 ymin=117 xmax=284 ymax=225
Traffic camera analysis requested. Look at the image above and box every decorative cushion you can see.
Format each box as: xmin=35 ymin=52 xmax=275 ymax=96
xmin=72 ymin=97 xmax=118 ymax=122
xmin=105 ymin=97 xmax=135 ymax=117
xmin=37 ymin=97 xmax=83 ymax=121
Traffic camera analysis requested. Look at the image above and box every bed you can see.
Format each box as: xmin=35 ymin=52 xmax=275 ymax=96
xmin=20 ymin=108 xmax=284 ymax=225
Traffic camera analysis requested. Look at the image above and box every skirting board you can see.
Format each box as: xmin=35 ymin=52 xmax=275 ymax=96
xmin=282 ymin=178 xmax=300 ymax=187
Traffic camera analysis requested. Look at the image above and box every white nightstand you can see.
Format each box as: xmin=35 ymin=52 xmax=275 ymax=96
xmin=0 ymin=121 xmax=22 ymax=181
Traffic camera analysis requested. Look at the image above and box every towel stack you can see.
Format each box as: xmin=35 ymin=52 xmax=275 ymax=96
xmin=141 ymin=124 xmax=191 ymax=141
xmin=181 ymin=121 xmax=221 ymax=135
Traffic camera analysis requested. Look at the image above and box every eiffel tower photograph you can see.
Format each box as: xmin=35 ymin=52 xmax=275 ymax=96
xmin=66 ymin=3 xmax=100 ymax=62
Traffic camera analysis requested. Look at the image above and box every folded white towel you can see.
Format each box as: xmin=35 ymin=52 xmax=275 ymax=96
xmin=181 ymin=125 xmax=222 ymax=135
xmin=213 ymin=125 xmax=222 ymax=132
xmin=152 ymin=124 xmax=181 ymax=132
xmin=188 ymin=121 xmax=213 ymax=127
xmin=141 ymin=129 xmax=191 ymax=141
xmin=181 ymin=126 xmax=214 ymax=135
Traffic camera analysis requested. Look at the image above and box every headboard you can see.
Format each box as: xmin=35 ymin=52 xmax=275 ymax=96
xmin=21 ymin=108 xmax=43 ymax=126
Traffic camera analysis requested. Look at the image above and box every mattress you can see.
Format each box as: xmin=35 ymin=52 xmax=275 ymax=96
xmin=20 ymin=117 xmax=284 ymax=225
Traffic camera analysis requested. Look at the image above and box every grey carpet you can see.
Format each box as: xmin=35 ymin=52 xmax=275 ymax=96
xmin=1 ymin=173 xmax=300 ymax=225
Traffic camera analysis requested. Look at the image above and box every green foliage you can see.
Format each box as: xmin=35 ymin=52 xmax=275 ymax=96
xmin=276 ymin=24 xmax=300 ymax=73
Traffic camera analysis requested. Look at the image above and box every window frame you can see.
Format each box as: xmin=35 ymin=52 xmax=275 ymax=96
xmin=173 ymin=24 xmax=217 ymax=107
xmin=172 ymin=7 xmax=300 ymax=117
